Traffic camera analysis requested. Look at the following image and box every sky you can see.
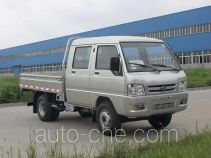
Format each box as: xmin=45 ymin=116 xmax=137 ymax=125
xmin=0 ymin=0 xmax=210 ymax=49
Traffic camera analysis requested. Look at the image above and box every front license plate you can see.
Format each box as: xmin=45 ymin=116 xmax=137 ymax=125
xmin=153 ymin=102 xmax=174 ymax=110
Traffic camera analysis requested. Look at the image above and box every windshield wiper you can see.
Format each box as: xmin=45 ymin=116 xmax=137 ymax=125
xmin=128 ymin=62 xmax=160 ymax=72
xmin=151 ymin=64 xmax=180 ymax=72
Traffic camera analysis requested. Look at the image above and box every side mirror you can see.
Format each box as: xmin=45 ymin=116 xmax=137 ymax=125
xmin=110 ymin=57 xmax=120 ymax=72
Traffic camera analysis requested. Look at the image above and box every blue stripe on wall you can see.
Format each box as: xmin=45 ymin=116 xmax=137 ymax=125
xmin=164 ymin=32 xmax=211 ymax=53
xmin=0 ymin=53 xmax=63 ymax=68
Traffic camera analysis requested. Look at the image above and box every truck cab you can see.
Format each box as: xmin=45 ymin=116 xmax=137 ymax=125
xmin=20 ymin=36 xmax=188 ymax=135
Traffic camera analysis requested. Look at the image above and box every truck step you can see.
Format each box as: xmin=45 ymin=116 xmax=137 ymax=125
xmin=64 ymin=102 xmax=75 ymax=112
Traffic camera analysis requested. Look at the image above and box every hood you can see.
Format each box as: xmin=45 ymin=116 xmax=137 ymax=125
xmin=126 ymin=70 xmax=187 ymax=86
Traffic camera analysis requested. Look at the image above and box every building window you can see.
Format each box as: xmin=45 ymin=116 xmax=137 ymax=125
xmin=170 ymin=30 xmax=174 ymax=36
xmin=209 ymin=23 xmax=211 ymax=32
xmin=0 ymin=46 xmax=66 ymax=62
xmin=186 ymin=27 xmax=190 ymax=34
xmin=138 ymin=23 xmax=211 ymax=40
xmin=198 ymin=25 xmax=203 ymax=33
xmin=176 ymin=50 xmax=211 ymax=65
xmin=175 ymin=29 xmax=179 ymax=36
xmin=204 ymin=23 xmax=209 ymax=32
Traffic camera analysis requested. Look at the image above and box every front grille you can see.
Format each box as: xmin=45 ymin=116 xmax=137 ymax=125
xmin=147 ymin=84 xmax=177 ymax=95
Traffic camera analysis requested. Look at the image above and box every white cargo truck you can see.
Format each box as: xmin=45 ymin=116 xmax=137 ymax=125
xmin=20 ymin=36 xmax=188 ymax=135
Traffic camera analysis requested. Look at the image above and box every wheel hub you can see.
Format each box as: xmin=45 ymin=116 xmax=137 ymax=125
xmin=100 ymin=110 xmax=111 ymax=129
xmin=39 ymin=101 xmax=46 ymax=117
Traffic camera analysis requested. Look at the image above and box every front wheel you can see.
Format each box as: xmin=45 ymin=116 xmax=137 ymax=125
xmin=148 ymin=114 xmax=172 ymax=129
xmin=96 ymin=101 xmax=121 ymax=135
xmin=37 ymin=95 xmax=60 ymax=122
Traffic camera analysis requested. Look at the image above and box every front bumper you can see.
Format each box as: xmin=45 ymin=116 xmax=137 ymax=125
xmin=116 ymin=92 xmax=188 ymax=118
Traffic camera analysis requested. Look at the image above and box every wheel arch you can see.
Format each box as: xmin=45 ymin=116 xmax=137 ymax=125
xmin=33 ymin=91 xmax=56 ymax=113
xmin=96 ymin=96 xmax=114 ymax=108
xmin=94 ymin=95 xmax=125 ymax=116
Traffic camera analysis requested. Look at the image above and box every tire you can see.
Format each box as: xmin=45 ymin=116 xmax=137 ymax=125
xmin=37 ymin=95 xmax=60 ymax=122
xmin=96 ymin=101 xmax=121 ymax=135
xmin=148 ymin=114 xmax=172 ymax=129
xmin=51 ymin=109 xmax=60 ymax=121
xmin=78 ymin=108 xmax=92 ymax=117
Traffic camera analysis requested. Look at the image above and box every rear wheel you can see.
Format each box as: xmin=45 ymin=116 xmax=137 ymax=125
xmin=148 ymin=114 xmax=172 ymax=129
xmin=96 ymin=101 xmax=121 ymax=135
xmin=37 ymin=95 xmax=60 ymax=122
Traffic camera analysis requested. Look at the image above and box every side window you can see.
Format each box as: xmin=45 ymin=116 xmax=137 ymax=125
xmin=73 ymin=47 xmax=92 ymax=69
xmin=96 ymin=45 xmax=118 ymax=70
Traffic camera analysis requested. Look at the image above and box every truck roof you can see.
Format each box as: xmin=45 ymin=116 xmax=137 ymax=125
xmin=72 ymin=36 xmax=163 ymax=45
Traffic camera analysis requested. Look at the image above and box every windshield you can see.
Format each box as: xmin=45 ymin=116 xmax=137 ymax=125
xmin=121 ymin=42 xmax=181 ymax=72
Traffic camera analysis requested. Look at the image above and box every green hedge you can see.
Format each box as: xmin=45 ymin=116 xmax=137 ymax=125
xmin=184 ymin=68 xmax=211 ymax=88
xmin=0 ymin=77 xmax=32 ymax=104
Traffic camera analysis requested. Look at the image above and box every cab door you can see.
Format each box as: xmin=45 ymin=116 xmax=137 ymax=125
xmin=90 ymin=44 xmax=125 ymax=106
xmin=65 ymin=45 xmax=93 ymax=106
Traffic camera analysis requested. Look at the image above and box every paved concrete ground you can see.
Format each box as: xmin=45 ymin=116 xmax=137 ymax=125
xmin=0 ymin=89 xmax=211 ymax=156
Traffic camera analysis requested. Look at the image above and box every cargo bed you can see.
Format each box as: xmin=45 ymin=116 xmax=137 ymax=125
xmin=20 ymin=73 xmax=63 ymax=94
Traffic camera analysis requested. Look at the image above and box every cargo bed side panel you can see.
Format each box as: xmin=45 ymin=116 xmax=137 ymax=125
xmin=20 ymin=73 xmax=63 ymax=95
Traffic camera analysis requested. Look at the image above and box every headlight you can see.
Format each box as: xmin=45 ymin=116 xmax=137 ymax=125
xmin=178 ymin=81 xmax=187 ymax=92
xmin=128 ymin=84 xmax=145 ymax=97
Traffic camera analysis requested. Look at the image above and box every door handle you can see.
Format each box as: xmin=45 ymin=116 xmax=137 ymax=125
xmin=94 ymin=72 xmax=99 ymax=75
xmin=72 ymin=70 xmax=76 ymax=73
